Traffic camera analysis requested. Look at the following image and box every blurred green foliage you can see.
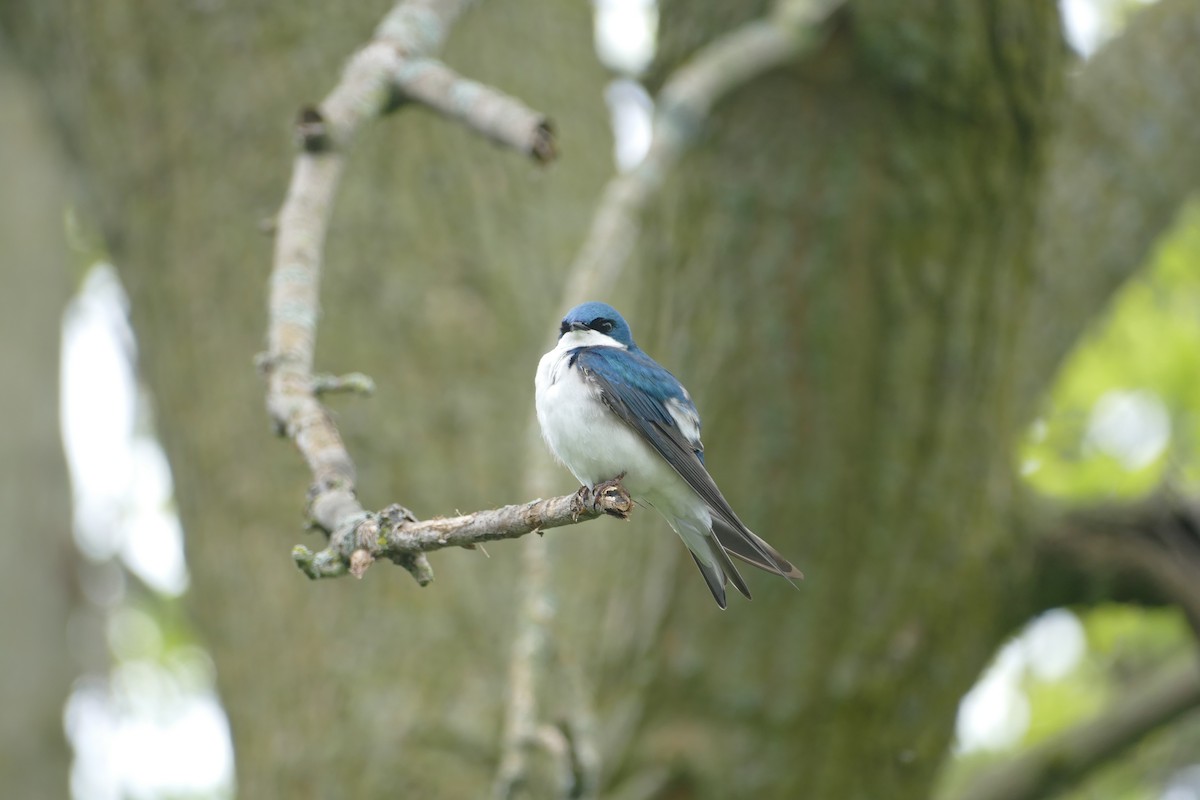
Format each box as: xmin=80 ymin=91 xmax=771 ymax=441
xmin=1021 ymin=201 xmax=1200 ymax=500
xmin=941 ymin=203 xmax=1200 ymax=798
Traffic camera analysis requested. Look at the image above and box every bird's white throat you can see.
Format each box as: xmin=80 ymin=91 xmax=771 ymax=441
xmin=556 ymin=328 xmax=628 ymax=351
xmin=538 ymin=328 xmax=626 ymax=391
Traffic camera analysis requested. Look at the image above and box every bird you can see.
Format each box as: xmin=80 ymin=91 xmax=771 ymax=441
xmin=534 ymin=301 xmax=802 ymax=608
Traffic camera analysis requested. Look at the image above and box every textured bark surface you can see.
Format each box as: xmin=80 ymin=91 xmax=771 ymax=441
xmin=0 ymin=61 xmax=75 ymax=800
xmin=607 ymin=2 xmax=1065 ymax=795
xmin=5 ymin=0 xmax=1200 ymax=797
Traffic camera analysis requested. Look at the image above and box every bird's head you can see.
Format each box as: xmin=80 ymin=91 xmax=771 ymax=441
xmin=559 ymin=301 xmax=636 ymax=349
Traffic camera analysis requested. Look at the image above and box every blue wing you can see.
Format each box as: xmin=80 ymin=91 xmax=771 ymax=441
xmin=571 ymin=345 xmax=704 ymax=460
xmin=571 ymin=346 xmax=802 ymax=583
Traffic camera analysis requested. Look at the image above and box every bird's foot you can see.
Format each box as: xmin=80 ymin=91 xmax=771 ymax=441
xmin=585 ymin=474 xmax=632 ymax=520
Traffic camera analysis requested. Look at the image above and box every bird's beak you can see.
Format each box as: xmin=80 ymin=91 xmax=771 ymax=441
xmin=567 ymin=321 xmax=589 ymax=332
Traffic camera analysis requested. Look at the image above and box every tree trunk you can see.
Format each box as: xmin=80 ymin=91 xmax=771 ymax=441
xmin=0 ymin=59 xmax=75 ymax=799
xmin=590 ymin=2 xmax=1066 ymax=794
xmin=5 ymin=0 xmax=1200 ymax=797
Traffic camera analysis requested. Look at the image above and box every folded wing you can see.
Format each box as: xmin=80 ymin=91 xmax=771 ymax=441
xmin=573 ymin=347 xmax=803 ymax=585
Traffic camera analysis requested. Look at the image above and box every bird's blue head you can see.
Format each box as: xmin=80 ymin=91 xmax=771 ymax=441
xmin=559 ymin=301 xmax=636 ymax=349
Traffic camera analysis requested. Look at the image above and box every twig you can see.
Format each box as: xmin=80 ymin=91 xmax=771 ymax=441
xmin=954 ymin=660 xmax=1200 ymax=800
xmin=311 ymin=371 xmax=375 ymax=396
xmin=293 ymin=486 xmax=633 ymax=582
xmin=262 ymin=0 xmax=560 ymax=583
xmin=392 ymin=58 xmax=555 ymax=160
xmin=493 ymin=533 xmax=554 ymax=799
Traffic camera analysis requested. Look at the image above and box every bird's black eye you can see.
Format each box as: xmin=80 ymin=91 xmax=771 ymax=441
xmin=592 ymin=318 xmax=615 ymax=334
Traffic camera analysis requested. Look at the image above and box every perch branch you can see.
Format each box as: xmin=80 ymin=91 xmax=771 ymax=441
xmin=263 ymin=0 xmax=561 ymax=583
xmin=293 ymin=486 xmax=633 ymax=582
xmin=563 ymin=0 xmax=844 ymax=300
xmin=954 ymin=659 xmax=1200 ymax=800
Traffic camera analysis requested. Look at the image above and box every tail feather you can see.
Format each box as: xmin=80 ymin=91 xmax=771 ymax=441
xmin=688 ymin=551 xmax=728 ymax=609
xmin=711 ymin=515 xmax=804 ymax=581
xmin=707 ymin=532 xmax=752 ymax=601
xmin=674 ymin=517 xmax=751 ymax=608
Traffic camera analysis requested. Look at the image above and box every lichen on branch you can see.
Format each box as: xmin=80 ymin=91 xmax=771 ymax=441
xmin=261 ymin=0 xmax=567 ymax=584
xmin=293 ymin=484 xmax=634 ymax=582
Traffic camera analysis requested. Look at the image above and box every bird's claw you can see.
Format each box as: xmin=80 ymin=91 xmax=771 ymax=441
xmin=588 ymin=474 xmax=632 ymax=520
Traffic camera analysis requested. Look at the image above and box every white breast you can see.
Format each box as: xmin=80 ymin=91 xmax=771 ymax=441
xmin=533 ymin=337 xmax=691 ymax=505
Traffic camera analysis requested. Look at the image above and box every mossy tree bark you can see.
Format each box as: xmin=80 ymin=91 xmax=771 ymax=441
xmin=0 ymin=60 xmax=75 ymax=800
xmin=588 ymin=2 xmax=1065 ymax=795
xmin=5 ymin=0 xmax=1200 ymax=797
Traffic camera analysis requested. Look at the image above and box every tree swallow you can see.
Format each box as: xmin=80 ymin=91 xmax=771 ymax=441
xmin=534 ymin=301 xmax=802 ymax=608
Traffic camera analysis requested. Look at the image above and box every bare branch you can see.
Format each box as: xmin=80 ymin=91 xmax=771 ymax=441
xmin=493 ymin=533 xmax=553 ymax=800
xmin=393 ymin=59 xmax=555 ymax=161
xmin=564 ymin=0 xmax=844 ymax=300
xmin=954 ymin=660 xmax=1200 ymax=800
xmin=262 ymin=0 xmax=562 ymax=583
xmin=1022 ymin=0 xmax=1200 ymax=410
xmin=988 ymin=492 xmax=1200 ymax=800
xmin=1031 ymin=493 xmax=1200 ymax=634
xmin=293 ymin=485 xmax=633 ymax=582
xmin=310 ymin=371 xmax=375 ymax=396
xmin=981 ymin=493 xmax=1200 ymax=799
